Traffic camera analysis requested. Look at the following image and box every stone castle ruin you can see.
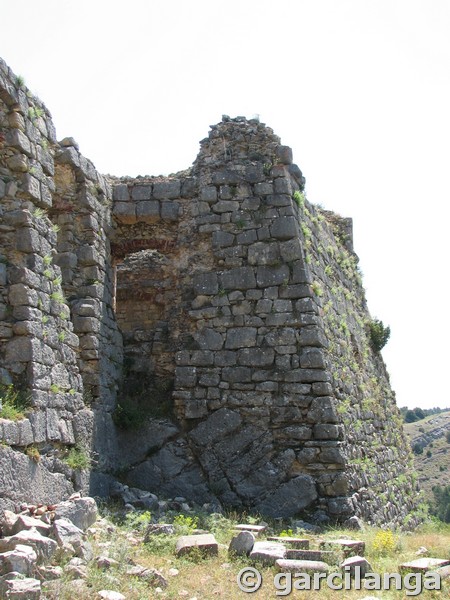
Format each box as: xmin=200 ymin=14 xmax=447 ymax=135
xmin=0 ymin=58 xmax=421 ymax=527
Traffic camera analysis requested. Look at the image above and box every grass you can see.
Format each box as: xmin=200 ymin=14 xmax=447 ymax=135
xmin=39 ymin=504 xmax=450 ymax=599
xmin=63 ymin=445 xmax=91 ymax=469
xmin=0 ymin=384 xmax=30 ymax=421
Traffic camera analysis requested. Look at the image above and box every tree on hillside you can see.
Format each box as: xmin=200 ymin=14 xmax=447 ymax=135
xmin=405 ymin=410 xmax=419 ymax=423
xmin=432 ymin=485 xmax=450 ymax=523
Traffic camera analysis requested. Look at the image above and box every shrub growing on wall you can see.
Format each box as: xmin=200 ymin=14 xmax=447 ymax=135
xmin=369 ymin=318 xmax=391 ymax=352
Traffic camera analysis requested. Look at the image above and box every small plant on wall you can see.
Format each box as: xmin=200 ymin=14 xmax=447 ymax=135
xmin=368 ymin=318 xmax=391 ymax=352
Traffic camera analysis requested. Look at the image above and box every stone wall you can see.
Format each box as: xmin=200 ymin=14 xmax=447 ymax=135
xmin=0 ymin=61 xmax=421 ymax=527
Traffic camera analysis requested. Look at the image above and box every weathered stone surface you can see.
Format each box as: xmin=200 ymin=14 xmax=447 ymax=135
xmin=153 ymin=180 xmax=181 ymax=199
xmin=256 ymin=475 xmax=318 ymax=517
xmin=53 ymin=497 xmax=98 ymax=531
xmin=276 ymin=558 xmax=331 ymax=574
xmin=228 ymin=531 xmax=255 ymax=556
xmin=220 ymin=267 xmax=256 ymax=290
xmin=0 ymin=573 xmax=41 ymax=599
xmin=287 ymin=549 xmax=336 ymax=562
xmin=249 ymin=541 xmax=286 ymax=565
xmin=225 ymin=327 xmax=257 ymax=349
xmin=341 ymin=555 xmax=373 ymax=577
xmin=0 ymin=63 xmax=420 ymax=529
xmin=144 ymin=524 xmax=175 ymax=541
xmin=268 ymin=537 xmax=309 ymax=549
xmin=0 ymin=528 xmax=58 ymax=563
xmin=0 ymin=446 xmax=74 ymax=512
xmin=136 ymin=200 xmax=160 ymax=222
xmin=399 ymin=557 xmax=450 ymax=573
xmin=434 ymin=564 xmax=450 ymax=578
xmin=193 ymin=273 xmax=218 ymax=295
xmin=175 ymin=534 xmax=218 ymax=557
xmin=51 ymin=518 xmax=84 ymax=554
xmin=276 ymin=145 xmax=293 ymax=164
xmin=9 ymin=514 xmax=51 ymax=537
xmin=0 ymin=544 xmax=37 ymax=576
xmin=321 ymin=539 xmax=365 ymax=557
xmin=98 ymin=591 xmax=126 ymax=600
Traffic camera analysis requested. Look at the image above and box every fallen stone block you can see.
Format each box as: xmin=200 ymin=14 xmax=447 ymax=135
xmin=249 ymin=541 xmax=286 ymax=565
xmin=234 ymin=524 xmax=266 ymax=536
xmin=320 ymin=538 xmax=365 ymax=557
xmin=0 ymin=544 xmax=37 ymax=576
xmin=286 ymin=549 xmax=337 ymax=562
xmin=54 ymin=496 xmax=98 ymax=531
xmin=0 ymin=527 xmax=58 ymax=563
xmin=64 ymin=562 xmax=88 ymax=579
xmin=36 ymin=565 xmax=63 ymax=581
xmin=434 ymin=564 xmax=450 ymax=579
xmin=0 ymin=510 xmax=19 ymax=537
xmin=228 ymin=531 xmax=255 ymax=556
xmin=399 ymin=557 xmax=450 ymax=573
xmin=144 ymin=523 xmax=175 ymax=541
xmin=341 ymin=555 xmax=373 ymax=577
xmin=175 ymin=534 xmax=218 ymax=557
xmin=51 ymin=518 xmax=84 ymax=549
xmin=96 ymin=556 xmax=120 ymax=569
xmin=126 ymin=565 xmax=168 ymax=587
xmin=0 ymin=572 xmax=41 ymax=599
xmin=98 ymin=591 xmax=126 ymax=600
xmin=268 ymin=536 xmax=309 ymax=549
xmin=276 ymin=558 xmax=331 ymax=574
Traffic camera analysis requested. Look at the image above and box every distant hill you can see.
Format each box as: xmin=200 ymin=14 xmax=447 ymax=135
xmin=404 ymin=410 xmax=450 ymax=497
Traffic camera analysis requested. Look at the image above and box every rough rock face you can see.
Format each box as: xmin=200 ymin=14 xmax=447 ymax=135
xmin=0 ymin=60 xmax=420 ymax=526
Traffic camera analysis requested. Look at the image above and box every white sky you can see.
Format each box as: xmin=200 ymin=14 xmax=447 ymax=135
xmin=2 ymin=0 xmax=449 ymax=409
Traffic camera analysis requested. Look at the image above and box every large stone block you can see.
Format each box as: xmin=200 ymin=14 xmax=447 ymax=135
xmin=131 ymin=185 xmax=152 ymax=200
xmin=136 ymin=200 xmax=160 ymax=222
xmin=256 ymin=475 xmax=318 ymax=517
xmin=193 ymin=273 xmax=218 ymax=295
xmin=113 ymin=184 xmax=129 ymax=201
xmin=1 ymin=529 xmax=58 ymax=564
xmin=195 ymin=328 xmax=224 ymax=350
xmin=249 ymin=541 xmax=286 ymax=565
xmin=113 ymin=201 xmax=136 ymax=224
xmin=238 ymin=348 xmax=274 ymax=367
xmin=7 ymin=129 xmax=32 ymax=156
xmin=0 ymin=544 xmax=37 ymax=576
xmin=153 ymin=180 xmax=181 ymax=199
xmin=225 ymin=327 xmax=257 ymax=349
xmin=161 ymin=201 xmax=180 ymax=220
xmin=0 ymin=574 xmax=41 ymax=599
xmin=220 ymin=267 xmax=256 ymax=290
xmin=175 ymin=534 xmax=218 ymax=557
xmin=270 ymin=216 xmax=298 ymax=240
xmin=256 ymin=265 xmax=290 ymax=287
xmin=54 ymin=497 xmax=98 ymax=531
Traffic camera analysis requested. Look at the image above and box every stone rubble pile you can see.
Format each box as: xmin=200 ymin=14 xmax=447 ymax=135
xmin=0 ymin=493 xmax=168 ymax=599
xmin=0 ymin=493 xmax=97 ymax=598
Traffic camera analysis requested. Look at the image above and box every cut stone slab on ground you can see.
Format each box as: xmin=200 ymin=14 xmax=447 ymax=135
xmin=399 ymin=558 xmax=450 ymax=573
xmin=234 ymin=524 xmax=266 ymax=536
xmin=320 ymin=538 xmax=365 ymax=557
xmin=276 ymin=558 xmax=331 ymax=574
xmin=341 ymin=555 xmax=373 ymax=577
xmin=268 ymin=536 xmax=309 ymax=548
xmin=249 ymin=541 xmax=286 ymax=565
xmin=175 ymin=534 xmax=218 ymax=557
xmin=286 ymin=549 xmax=337 ymax=562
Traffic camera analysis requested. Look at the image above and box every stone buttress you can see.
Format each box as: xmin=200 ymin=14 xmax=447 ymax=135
xmin=0 ymin=61 xmax=420 ymax=527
